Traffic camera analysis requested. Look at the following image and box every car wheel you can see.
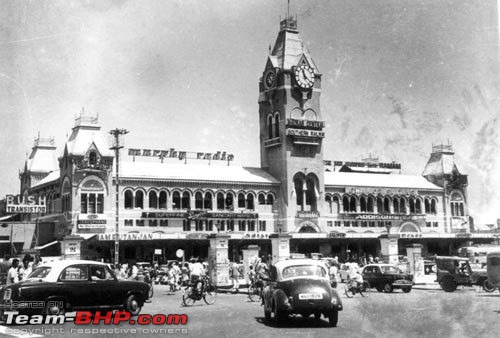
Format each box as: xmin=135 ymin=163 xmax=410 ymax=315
xmin=125 ymin=294 xmax=142 ymax=316
xmin=273 ymin=300 xmax=287 ymax=324
xmin=328 ymin=310 xmax=338 ymax=327
xmin=314 ymin=312 xmax=321 ymax=319
xmin=483 ymin=279 xmax=496 ymax=293
xmin=383 ymin=283 xmax=393 ymax=293
xmin=43 ymin=299 xmax=67 ymax=316
xmin=402 ymin=286 xmax=412 ymax=293
xmin=441 ymin=277 xmax=457 ymax=293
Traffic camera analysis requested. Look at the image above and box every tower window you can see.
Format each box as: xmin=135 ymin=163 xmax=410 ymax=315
xmin=268 ymin=115 xmax=273 ymax=139
xmin=274 ymin=113 xmax=280 ymax=138
xmin=89 ymin=151 xmax=97 ymax=167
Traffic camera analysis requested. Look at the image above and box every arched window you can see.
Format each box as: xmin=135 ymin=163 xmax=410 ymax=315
xmin=332 ymin=196 xmax=340 ymax=214
xmin=326 ymin=195 xmax=332 ymax=214
xmin=258 ymin=193 xmax=266 ymax=205
xmin=246 ymin=194 xmax=254 ymax=210
xmin=217 ymin=192 xmax=224 ymax=210
xmin=393 ymin=199 xmax=400 ymax=214
xmin=149 ymin=191 xmax=158 ymax=209
xmin=305 ymin=174 xmax=319 ymax=211
xmin=89 ymin=151 xmax=97 ymax=167
xmin=409 ymin=198 xmax=415 ymax=214
xmin=424 ymin=199 xmax=430 ymax=214
xmin=367 ymin=196 xmax=374 ymax=212
xmin=172 ymin=191 xmax=181 ymax=210
xmin=294 ymin=176 xmax=305 ymax=210
xmin=181 ymin=191 xmax=190 ymax=209
xmin=124 ymin=190 xmax=133 ymax=209
xmin=238 ymin=193 xmax=245 ymax=208
xmin=450 ymin=192 xmax=465 ymax=216
xmin=416 ymin=199 xmax=422 ymax=214
xmin=384 ymin=197 xmax=390 ymax=213
xmin=135 ymin=190 xmax=144 ymax=209
xmin=266 ymin=194 xmax=274 ymax=205
xmin=268 ymin=115 xmax=273 ymax=139
xmin=349 ymin=196 xmax=356 ymax=212
xmin=195 ymin=192 xmax=203 ymax=209
xmin=377 ymin=197 xmax=383 ymax=213
xmin=204 ymin=192 xmax=213 ymax=210
xmin=360 ymin=197 xmax=367 ymax=212
xmin=159 ymin=191 xmax=167 ymax=209
xmin=400 ymin=198 xmax=406 ymax=214
xmin=225 ymin=193 xmax=234 ymax=210
xmin=343 ymin=196 xmax=349 ymax=212
xmin=431 ymin=199 xmax=437 ymax=214
xmin=274 ymin=113 xmax=280 ymax=138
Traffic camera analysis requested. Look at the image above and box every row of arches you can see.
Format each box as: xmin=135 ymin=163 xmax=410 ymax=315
xmin=123 ymin=189 xmax=275 ymax=211
xmin=325 ymin=194 xmax=439 ymax=215
xmin=293 ymin=172 xmax=320 ymax=212
xmin=267 ymin=113 xmax=280 ymax=139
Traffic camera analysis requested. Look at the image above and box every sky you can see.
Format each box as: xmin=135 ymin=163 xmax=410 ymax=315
xmin=0 ymin=0 xmax=499 ymax=224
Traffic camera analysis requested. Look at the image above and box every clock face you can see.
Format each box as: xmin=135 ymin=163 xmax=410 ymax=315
xmin=264 ymin=69 xmax=276 ymax=89
xmin=294 ymin=65 xmax=314 ymax=89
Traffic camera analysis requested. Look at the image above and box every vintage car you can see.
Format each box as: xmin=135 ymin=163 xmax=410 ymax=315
xmin=262 ymin=259 xmax=342 ymax=326
xmin=0 ymin=260 xmax=151 ymax=317
xmin=435 ymin=256 xmax=490 ymax=292
xmin=361 ymin=264 xmax=413 ymax=293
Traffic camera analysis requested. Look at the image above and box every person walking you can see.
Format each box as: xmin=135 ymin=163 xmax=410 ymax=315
xmin=231 ymin=261 xmax=240 ymax=293
xmin=7 ymin=259 xmax=19 ymax=285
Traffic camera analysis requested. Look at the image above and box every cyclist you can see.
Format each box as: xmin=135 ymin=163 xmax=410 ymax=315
xmin=348 ymin=264 xmax=363 ymax=289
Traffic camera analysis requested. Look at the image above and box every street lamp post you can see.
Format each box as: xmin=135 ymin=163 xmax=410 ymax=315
xmin=109 ymin=128 xmax=129 ymax=266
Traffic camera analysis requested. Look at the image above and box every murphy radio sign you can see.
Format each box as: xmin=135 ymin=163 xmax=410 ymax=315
xmin=5 ymin=195 xmax=46 ymax=213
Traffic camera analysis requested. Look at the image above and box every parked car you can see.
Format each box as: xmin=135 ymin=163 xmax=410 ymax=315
xmin=435 ymin=256 xmax=490 ymax=292
xmin=0 ymin=260 xmax=151 ymax=317
xmin=361 ymin=263 xmax=413 ymax=293
xmin=262 ymin=259 xmax=342 ymax=326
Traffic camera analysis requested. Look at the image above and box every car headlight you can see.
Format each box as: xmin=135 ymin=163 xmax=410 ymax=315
xmin=331 ymin=297 xmax=337 ymax=305
xmin=3 ymin=288 xmax=12 ymax=301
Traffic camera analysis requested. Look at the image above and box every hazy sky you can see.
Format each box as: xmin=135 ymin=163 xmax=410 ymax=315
xmin=1 ymin=0 xmax=499 ymax=224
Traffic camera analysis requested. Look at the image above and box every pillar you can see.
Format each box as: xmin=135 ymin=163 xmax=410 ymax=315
xmin=242 ymin=245 xmax=260 ymax=284
xmin=405 ymin=243 xmax=423 ymax=276
xmin=379 ymin=234 xmax=399 ymax=265
xmin=60 ymin=235 xmax=84 ymax=260
xmin=270 ymin=233 xmax=292 ymax=264
xmin=208 ymin=234 xmax=230 ymax=287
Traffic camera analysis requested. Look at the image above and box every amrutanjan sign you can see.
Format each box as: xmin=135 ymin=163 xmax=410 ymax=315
xmin=5 ymin=195 xmax=46 ymax=213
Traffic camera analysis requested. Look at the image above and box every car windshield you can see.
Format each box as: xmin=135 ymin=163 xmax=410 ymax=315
xmin=282 ymin=265 xmax=327 ymax=279
xmin=380 ymin=266 xmax=402 ymax=274
xmin=27 ymin=267 xmax=51 ymax=280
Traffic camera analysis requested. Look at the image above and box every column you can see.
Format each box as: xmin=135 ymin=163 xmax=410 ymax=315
xmin=270 ymin=233 xmax=292 ymax=264
xmin=405 ymin=243 xmax=423 ymax=277
xmin=208 ymin=234 xmax=230 ymax=287
xmin=242 ymin=245 xmax=260 ymax=284
xmin=379 ymin=234 xmax=399 ymax=265
xmin=302 ymin=180 xmax=307 ymax=211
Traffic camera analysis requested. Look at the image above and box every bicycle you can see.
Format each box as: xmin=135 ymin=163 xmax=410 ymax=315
xmin=182 ymin=276 xmax=217 ymax=306
xmin=344 ymin=279 xmax=370 ymax=298
xmin=248 ymin=278 xmax=264 ymax=302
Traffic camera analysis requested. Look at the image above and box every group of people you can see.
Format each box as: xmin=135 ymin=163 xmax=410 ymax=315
xmin=2 ymin=254 xmax=43 ymax=285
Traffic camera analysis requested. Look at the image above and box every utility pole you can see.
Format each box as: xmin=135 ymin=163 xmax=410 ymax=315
xmin=109 ymin=128 xmax=129 ymax=266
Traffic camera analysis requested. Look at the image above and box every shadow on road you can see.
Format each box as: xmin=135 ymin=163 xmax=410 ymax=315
xmin=255 ymin=316 xmax=333 ymax=328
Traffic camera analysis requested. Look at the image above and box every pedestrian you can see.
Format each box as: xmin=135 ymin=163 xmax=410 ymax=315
xmin=329 ymin=262 xmax=338 ymax=288
xmin=231 ymin=261 xmax=240 ymax=293
xmin=181 ymin=262 xmax=190 ymax=286
xmin=7 ymin=259 xmax=20 ymax=285
xmin=190 ymin=258 xmax=205 ymax=293
xmin=18 ymin=255 xmax=32 ymax=281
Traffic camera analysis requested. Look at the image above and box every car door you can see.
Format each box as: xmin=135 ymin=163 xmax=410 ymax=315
xmin=58 ymin=264 xmax=93 ymax=308
xmin=89 ymin=264 xmax=122 ymax=307
xmin=363 ymin=266 xmax=375 ymax=285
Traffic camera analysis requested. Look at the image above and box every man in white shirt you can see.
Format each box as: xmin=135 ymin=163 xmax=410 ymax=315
xmin=190 ymin=259 xmax=205 ymax=293
xmin=7 ymin=259 xmax=20 ymax=285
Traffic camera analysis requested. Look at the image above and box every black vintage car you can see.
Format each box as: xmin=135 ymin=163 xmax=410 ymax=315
xmin=0 ymin=260 xmax=151 ymax=316
xmin=262 ymin=259 xmax=343 ymax=327
xmin=361 ymin=264 xmax=413 ymax=293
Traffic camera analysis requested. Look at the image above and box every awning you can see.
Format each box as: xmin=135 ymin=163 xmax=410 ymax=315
xmin=34 ymin=240 xmax=59 ymax=250
xmin=0 ymin=214 xmax=17 ymax=221
xmin=76 ymin=233 xmax=97 ymax=241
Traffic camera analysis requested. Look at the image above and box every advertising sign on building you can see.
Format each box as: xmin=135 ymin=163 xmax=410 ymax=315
xmin=5 ymin=195 xmax=46 ymax=213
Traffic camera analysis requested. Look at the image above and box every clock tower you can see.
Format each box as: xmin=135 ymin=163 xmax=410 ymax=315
xmin=259 ymin=16 xmax=326 ymax=233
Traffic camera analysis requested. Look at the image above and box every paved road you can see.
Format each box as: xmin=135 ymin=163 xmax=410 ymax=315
xmin=1 ymin=284 xmax=499 ymax=338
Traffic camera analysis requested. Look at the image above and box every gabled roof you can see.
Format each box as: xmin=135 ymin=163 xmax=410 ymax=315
xmin=31 ymin=170 xmax=60 ymax=189
xmin=65 ymin=126 xmax=113 ymax=157
xmin=325 ymin=171 xmax=441 ymax=190
xmin=25 ymin=147 xmax=59 ymax=173
xmin=118 ymin=161 xmax=279 ymax=185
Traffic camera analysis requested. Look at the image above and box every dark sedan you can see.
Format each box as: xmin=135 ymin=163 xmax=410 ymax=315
xmin=362 ymin=264 xmax=414 ymax=293
xmin=262 ymin=259 xmax=342 ymax=327
xmin=0 ymin=260 xmax=151 ymax=317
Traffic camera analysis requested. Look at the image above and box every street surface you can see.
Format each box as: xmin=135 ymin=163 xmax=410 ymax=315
xmin=1 ymin=283 xmax=500 ymax=338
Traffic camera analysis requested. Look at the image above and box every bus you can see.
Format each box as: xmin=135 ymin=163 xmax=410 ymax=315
xmin=457 ymin=245 xmax=500 ymax=268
